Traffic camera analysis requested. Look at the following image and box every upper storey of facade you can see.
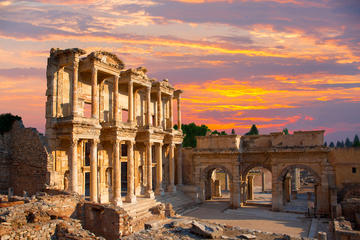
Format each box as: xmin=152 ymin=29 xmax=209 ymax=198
xmin=45 ymin=48 xmax=183 ymax=138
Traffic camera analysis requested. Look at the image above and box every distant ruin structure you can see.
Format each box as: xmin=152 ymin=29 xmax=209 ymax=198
xmin=182 ymin=131 xmax=360 ymax=218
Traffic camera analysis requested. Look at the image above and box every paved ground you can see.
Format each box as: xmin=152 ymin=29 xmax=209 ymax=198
xmin=183 ymin=199 xmax=312 ymax=238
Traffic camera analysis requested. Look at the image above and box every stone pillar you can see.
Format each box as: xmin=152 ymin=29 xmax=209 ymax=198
xmin=168 ymin=144 xmax=176 ymax=192
xmin=285 ymin=175 xmax=292 ymax=202
xmin=91 ymin=67 xmax=98 ymax=119
xmin=157 ymin=91 xmax=162 ymax=128
xmin=214 ymin=180 xmax=221 ymax=197
xmin=169 ymin=97 xmax=173 ymax=129
xmin=247 ymin=175 xmax=254 ymax=200
xmin=112 ymin=139 xmax=122 ymax=206
xmin=177 ymin=96 xmax=181 ymax=130
xmin=145 ymin=142 xmax=154 ymax=198
xmin=146 ymin=87 xmax=151 ymax=127
xmin=225 ymin=174 xmax=229 ymax=191
xmin=90 ymin=139 xmax=98 ymax=202
xmin=72 ymin=61 xmax=79 ymax=116
xmin=128 ymin=81 xmax=133 ymax=123
xmin=113 ymin=75 xmax=120 ymax=122
xmin=155 ymin=143 xmax=164 ymax=195
xmin=231 ymin=180 xmax=241 ymax=208
xmin=240 ymin=181 xmax=246 ymax=206
xmin=70 ymin=137 xmax=78 ymax=193
xmin=176 ymin=145 xmax=183 ymax=186
xmin=126 ymin=141 xmax=136 ymax=203
xmin=262 ymin=171 xmax=265 ymax=192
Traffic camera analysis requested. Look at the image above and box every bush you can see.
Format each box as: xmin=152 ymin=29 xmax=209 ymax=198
xmin=0 ymin=113 xmax=22 ymax=134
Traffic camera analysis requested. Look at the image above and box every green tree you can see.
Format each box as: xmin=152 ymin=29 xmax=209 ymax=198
xmin=336 ymin=141 xmax=342 ymax=148
xmin=329 ymin=142 xmax=335 ymax=148
xmin=353 ymin=134 xmax=360 ymax=147
xmin=210 ymin=130 xmax=227 ymax=135
xmin=0 ymin=113 xmax=22 ymax=134
xmin=345 ymin=137 xmax=352 ymax=148
xmin=180 ymin=123 xmax=211 ymax=148
xmin=245 ymin=124 xmax=259 ymax=135
xmin=282 ymin=128 xmax=289 ymax=135
xmin=211 ymin=130 xmax=220 ymax=135
xmin=231 ymin=128 xmax=236 ymax=135
xmin=324 ymin=141 xmax=327 ymax=147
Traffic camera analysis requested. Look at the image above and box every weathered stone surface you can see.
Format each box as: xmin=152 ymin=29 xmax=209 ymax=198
xmin=238 ymin=234 xmax=256 ymax=239
xmin=190 ymin=220 xmax=223 ymax=239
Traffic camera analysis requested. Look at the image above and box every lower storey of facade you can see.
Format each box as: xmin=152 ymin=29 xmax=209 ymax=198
xmin=49 ymin=136 xmax=183 ymax=205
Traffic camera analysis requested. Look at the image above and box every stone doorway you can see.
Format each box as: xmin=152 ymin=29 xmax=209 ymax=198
xmin=85 ymin=172 xmax=90 ymax=197
xmin=280 ymin=166 xmax=318 ymax=215
xmin=121 ymin=162 xmax=127 ymax=196
xmin=205 ymin=168 xmax=231 ymax=202
xmin=245 ymin=167 xmax=272 ymax=206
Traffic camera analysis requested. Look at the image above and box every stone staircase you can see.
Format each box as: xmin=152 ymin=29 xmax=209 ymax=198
xmin=121 ymin=190 xmax=198 ymax=229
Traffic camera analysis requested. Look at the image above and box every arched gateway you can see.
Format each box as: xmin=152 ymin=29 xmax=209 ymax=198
xmin=188 ymin=131 xmax=337 ymax=216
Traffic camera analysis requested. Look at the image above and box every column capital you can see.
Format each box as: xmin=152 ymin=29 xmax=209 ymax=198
xmin=73 ymin=61 xmax=79 ymax=68
xmin=71 ymin=137 xmax=78 ymax=146
xmin=92 ymin=138 xmax=100 ymax=144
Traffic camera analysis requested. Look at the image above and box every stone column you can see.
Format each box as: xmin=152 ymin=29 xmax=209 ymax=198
xmin=285 ymin=175 xmax=292 ymax=202
xmin=247 ymin=175 xmax=254 ymax=200
xmin=231 ymin=180 xmax=241 ymax=208
xmin=169 ymin=97 xmax=173 ymax=129
xmin=112 ymin=139 xmax=122 ymax=206
xmin=90 ymin=139 xmax=98 ymax=202
xmin=155 ymin=143 xmax=164 ymax=195
xmin=70 ymin=137 xmax=78 ymax=193
xmin=146 ymin=87 xmax=151 ymax=127
xmin=72 ymin=61 xmax=79 ymax=116
xmin=168 ymin=144 xmax=176 ymax=192
xmin=176 ymin=144 xmax=183 ymax=186
xmin=126 ymin=141 xmax=136 ymax=203
xmin=177 ymin=96 xmax=181 ymax=130
xmin=113 ymin=75 xmax=120 ymax=122
xmin=128 ymin=81 xmax=133 ymax=123
xmin=145 ymin=142 xmax=154 ymax=198
xmin=91 ymin=67 xmax=98 ymax=119
xmin=157 ymin=91 xmax=162 ymax=128
xmin=262 ymin=171 xmax=265 ymax=192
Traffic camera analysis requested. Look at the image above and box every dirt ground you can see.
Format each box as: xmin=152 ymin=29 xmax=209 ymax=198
xmin=183 ymin=199 xmax=312 ymax=238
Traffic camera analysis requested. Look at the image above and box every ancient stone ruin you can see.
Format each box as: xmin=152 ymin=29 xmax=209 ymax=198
xmin=0 ymin=48 xmax=359 ymax=239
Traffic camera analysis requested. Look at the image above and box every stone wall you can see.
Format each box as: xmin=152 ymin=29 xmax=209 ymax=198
xmin=82 ymin=202 xmax=132 ymax=240
xmin=329 ymin=148 xmax=360 ymax=191
xmin=0 ymin=120 xmax=53 ymax=195
xmin=0 ymin=193 xmax=102 ymax=240
xmin=0 ymin=132 xmax=11 ymax=192
xmin=242 ymin=130 xmax=324 ymax=151
xmin=182 ymin=147 xmax=194 ymax=185
xmin=196 ymin=135 xmax=241 ymax=150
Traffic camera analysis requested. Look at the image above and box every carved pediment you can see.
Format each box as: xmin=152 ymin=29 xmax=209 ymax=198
xmin=89 ymin=51 xmax=125 ymax=69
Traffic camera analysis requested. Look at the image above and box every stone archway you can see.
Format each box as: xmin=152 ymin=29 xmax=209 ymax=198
xmin=198 ymin=164 xmax=240 ymax=208
xmin=242 ymin=165 xmax=272 ymax=206
xmin=202 ymin=165 xmax=233 ymax=200
xmin=276 ymin=164 xmax=322 ymax=215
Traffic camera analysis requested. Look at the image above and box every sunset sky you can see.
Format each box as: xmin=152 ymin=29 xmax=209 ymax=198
xmin=0 ymin=0 xmax=359 ymax=143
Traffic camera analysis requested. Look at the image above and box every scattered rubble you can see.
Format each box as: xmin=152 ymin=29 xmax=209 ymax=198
xmin=124 ymin=217 xmax=305 ymax=240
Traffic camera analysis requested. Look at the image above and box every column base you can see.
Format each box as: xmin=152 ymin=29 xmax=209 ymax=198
xmin=145 ymin=190 xmax=155 ymax=199
xmin=90 ymin=196 xmax=98 ymax=203
xmin=155 ymin=187 xmax=164 ymax=196
xmin=167 ymin=184 xmax=176 ymax=193
xmin=112 ymin=198 xmax=123 ymax=207
xmin=125 ymin=194 xmax=137 ymax=203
